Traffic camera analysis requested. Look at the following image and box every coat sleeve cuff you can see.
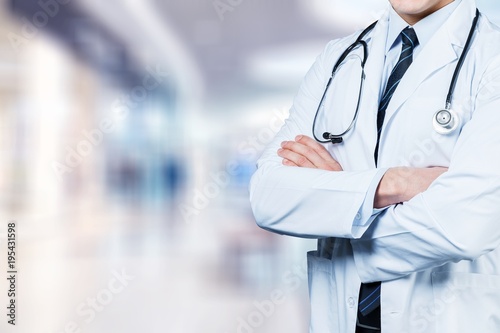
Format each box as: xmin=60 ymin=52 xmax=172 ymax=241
xmin=351 ymin=168 xmax=389 ymax=239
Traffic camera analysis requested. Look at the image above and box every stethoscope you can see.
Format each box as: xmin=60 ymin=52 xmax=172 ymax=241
xmin=313 ymin=9 xmax=480 ymax=144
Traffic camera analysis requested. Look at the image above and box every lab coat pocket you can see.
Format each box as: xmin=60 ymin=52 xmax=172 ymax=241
xmin=432 ymin=272 xmax=500 ymax=332
xmin=307 ymin=251 xmax=338 ymax=333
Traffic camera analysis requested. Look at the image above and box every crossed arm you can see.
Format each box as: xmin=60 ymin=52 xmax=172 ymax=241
xmin=270 ymin=132 xmax=500 ymax=282
xmin=278 ymin=135 xmax=447 ymax=208
xmin=250 ymin=41 xmax=500 ymax=282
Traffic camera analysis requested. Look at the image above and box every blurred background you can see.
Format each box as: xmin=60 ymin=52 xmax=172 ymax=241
xmin=0 ymin=0 xmax=499 ymax=332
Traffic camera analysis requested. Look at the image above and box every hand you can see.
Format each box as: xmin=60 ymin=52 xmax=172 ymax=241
xmin=277 ymin=135 xmax=343 ymax=171
xmin=375 ymin=166 xmax=448 ymax=208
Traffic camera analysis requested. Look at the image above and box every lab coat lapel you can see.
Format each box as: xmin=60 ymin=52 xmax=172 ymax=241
xmin=381 ymin=0 xmax=476 ymax=127
xmin=363 ymin=10 xmax=390 ymax=109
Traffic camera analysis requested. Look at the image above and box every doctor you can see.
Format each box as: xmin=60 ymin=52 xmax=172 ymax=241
xmin=250 ymin=0 xmax=500 ymax=332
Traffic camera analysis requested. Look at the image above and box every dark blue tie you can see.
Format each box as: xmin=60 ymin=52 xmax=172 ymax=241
xmin=374 ymin=27 xmax=419 ymax=163
xmin=358 ymin=27 xmax=419 ymax=326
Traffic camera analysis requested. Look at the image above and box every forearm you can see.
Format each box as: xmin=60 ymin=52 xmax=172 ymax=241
xmin=250 ymin=158 xmax=386 ymax=239
xmin=353 ymin=173 xmax=500 ymax=283
xmin=374 ymin=167 xmax=448 ymax=208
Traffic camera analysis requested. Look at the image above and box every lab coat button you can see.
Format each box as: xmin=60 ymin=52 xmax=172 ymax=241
xmin=348 ymin=297 xmax=356 ymax=308
xmin=355 ymin=213 xmax=361 ymax=220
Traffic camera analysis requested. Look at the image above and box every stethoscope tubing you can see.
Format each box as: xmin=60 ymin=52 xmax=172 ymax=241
xmin=313 ymin=9 xmax=480 ymax=144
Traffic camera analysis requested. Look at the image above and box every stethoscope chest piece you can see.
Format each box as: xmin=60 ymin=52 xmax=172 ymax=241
xmin=433 ymin=109 xmax=460 ymax=134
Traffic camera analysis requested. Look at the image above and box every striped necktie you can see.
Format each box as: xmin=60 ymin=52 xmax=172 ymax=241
xmin=358 ymin=27 xmax=419 ymax=327
xmin=374 ymin=26 xmax=419 ymax=163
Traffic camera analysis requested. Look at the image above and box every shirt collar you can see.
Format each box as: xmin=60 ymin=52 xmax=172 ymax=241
xmin=385 ymin=0 xmax=462 ymax=55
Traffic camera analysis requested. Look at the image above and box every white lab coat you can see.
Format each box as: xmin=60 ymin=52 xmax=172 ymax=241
xmin=250 ymin=0 xmax=500 ymax=332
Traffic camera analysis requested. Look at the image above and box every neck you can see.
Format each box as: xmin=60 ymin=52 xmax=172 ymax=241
xmin=396 ymin=1 xmax=454 ymax=25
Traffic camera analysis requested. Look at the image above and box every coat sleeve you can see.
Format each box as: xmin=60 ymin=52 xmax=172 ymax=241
xmin=352 ymin=55 xmax=500 ymax=283
xmin=249 ymin=38 xmax=387 ymax=239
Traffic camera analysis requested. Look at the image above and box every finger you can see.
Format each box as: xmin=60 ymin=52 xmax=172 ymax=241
xmin=278 ymin=148 xmax=316 ymax=168
xmin=295 ymin=135 xmax=342 ymax=169
xmin=277 ymin=148 xmax=298 ymax=167
xmin=280 ymin=141 xmax=323 ymax=168
xmin=431 ymin=166 xmax=449 ymax=173
xmin=282 ymin=139 xmax=341 ymax=171
xmin=282 ymin=158 xmax=298 ymax=167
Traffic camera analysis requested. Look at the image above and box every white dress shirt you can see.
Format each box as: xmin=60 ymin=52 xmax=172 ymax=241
xmin=381 ymin=1 xmax=462 ymax=99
